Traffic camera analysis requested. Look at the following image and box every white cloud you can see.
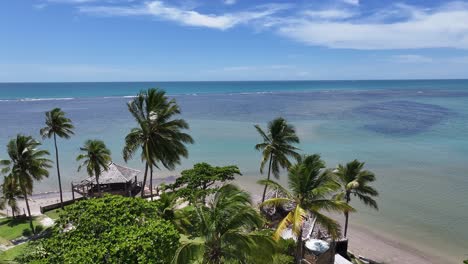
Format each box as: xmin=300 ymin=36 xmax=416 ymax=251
xmin=342 ymin=0 xmax=359 ymax=6
xmin=223 ymin=0 xmax=236 ymax=5
xmin=391 ymin=55 xmax=433 ymax=63
xmin=79 ymin=1 xmax=288 ymax=30
xmin=276 ymin=3 xmax=468 ymax=49
xmin=303 ymin=9 xmax=356 ymax=19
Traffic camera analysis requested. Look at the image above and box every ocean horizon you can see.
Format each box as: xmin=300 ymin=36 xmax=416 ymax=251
xmin=1 ymin=80 xmax=467 ymax=262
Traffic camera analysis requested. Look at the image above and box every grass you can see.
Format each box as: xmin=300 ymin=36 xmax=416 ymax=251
xmin=43 ymin=208 xmax=63 ymax=220
xmin=0 ymin=217 xmax=41 ymax=242
xmin=0 ymin=242 xmax=28 ymax=263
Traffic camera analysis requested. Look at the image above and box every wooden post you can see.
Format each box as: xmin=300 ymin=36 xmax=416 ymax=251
xmin=71 ymin=183 xmax=75 ymax=201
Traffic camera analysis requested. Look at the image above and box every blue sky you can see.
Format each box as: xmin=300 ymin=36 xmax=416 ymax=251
xmin=2 ymin=0 xmax=468 ymax=81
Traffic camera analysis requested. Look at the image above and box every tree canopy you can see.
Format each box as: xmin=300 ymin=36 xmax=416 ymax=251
xmin=166 ymin=162 xmax=241 ymax=202
xmin=20 ymin=195 xmax=180 ymax=264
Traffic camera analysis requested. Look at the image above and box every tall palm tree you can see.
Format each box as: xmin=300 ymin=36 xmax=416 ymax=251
xmin=0 ymin=175 xmax=22 ymax=218
xmin=335 ymin=160 xmax=378 ymax=237
xmin=76 ymin=140 xmax=111 ymax=197
xmin=172 ymin=184 xmax=276 ymax=264
xmin=255 ymin=117 xmax=300 ymax=202
xmin=40 ymin=108 xmax=74 ymax=209
xmin=0 ymin=135 xmax=52 ymax=233
xmin=260 ymin=154 xmax=354 ymax=263
xmin=123 ymin=88 xmax=193 ymax=199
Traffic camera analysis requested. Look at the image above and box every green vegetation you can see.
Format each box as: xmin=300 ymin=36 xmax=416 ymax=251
xmin=20 ymin=195 xmax=180 ymax=263
xmin=0 ymin=217 xmax=41 ymax=242
xmin=0 ymin=242 xmax=29 ymax=263
xmin=40 ymin=108 xmax=75 ymax=209
xmin=173 ymin=184 xmax=276 ymax=264
xmin=0 ymin=175 xmax=22 ymax=218
xmin=43 ymin=208 xmax=63 ymax=220
xmin=260 ymin=154 xmax=354 ymax=263
xmin=0 ymin=135 xmax=52 ymax=234
xmin=123 ymin=88 xmax=194 ymax=199
xmin=255 ymin=117 xmax=300 ymax=202
xmin=166 ymin=162 xmax=241 ymax=203
xmin=335 ymin=160 xmax=379 ymax=237
xmin=76 ymin=139 xmax=112 ymax=196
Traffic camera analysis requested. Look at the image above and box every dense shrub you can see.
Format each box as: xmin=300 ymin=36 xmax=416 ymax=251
xmin=20 ymin=195 xmax=180 ymax=264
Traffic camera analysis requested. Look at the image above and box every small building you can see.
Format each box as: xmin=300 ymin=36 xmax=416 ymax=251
xmin=72 ymin=162 xmax=142 ymax=197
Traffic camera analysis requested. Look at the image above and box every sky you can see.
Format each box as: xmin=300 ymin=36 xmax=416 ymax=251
xmin=1 ymin=0 xmax=468 ymax=81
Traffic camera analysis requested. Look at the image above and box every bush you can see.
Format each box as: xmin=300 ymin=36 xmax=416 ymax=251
xmin=22 ymin=228 xmax=33 ymax=237
xmin=21 ymin=195 xmax=180 ymax=264
xmin=34 ymin=224 xmax=44 ymax=233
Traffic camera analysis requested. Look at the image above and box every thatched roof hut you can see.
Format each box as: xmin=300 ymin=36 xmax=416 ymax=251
xmin=72 ymin=162 xmax=142 ymax=197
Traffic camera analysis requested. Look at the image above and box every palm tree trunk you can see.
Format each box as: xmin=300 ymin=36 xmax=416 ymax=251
xmin=21 ymin=188 xmax=35 ymax=235
xmin=95 ymin=169 xmax=101 ymax=197
xmin=141 ymin=163 xmax=149 ymax=198
xmin=150 ymin=165 xmax=153 ymax=201
xmin=296 ymin=227 xmax=303 ymax=264
xmin=261 ymin=153 xmax=273 ymax=203
xmin=53 ymin=134 xmax=64 ymax=209
xmin=344 ymin=193 xmax=350 ymax=237
xmin=11 ymin=206 xmax=15 ymax=218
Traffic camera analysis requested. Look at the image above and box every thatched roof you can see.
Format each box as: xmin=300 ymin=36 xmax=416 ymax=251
xmin=84 ymin=162 xmax=140 ymax=184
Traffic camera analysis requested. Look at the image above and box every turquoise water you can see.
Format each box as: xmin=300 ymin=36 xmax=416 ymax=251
xmin=0 ymin=80 xmax=467 ymax=262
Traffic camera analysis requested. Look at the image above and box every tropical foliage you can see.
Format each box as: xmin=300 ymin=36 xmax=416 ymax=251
xmin=123 ymin=88 xmax=194 ymax=199
xmin=335 ymin=160 xmax=378 ymax=237
xmin=260 ymin=154 xmax=354 ymax=262
xmin=172 ymin=184 xmax=276 ymax=264
xmin=166 ymin=162 xmax=241 ymax=203
xmin=40 ymin=107 xmax=74 ymax=209
xmin=255 ymin=117 xmax=300 ymax=202
xmin=0 ymin=175 xmax=22 ymax=217
xmin=19 ymin=195 xmax=180 ymax=264
xmin=76 ymin=139 xmax=112 ymax=196
xmin=0 ymin=135 xmax=52 ymax=233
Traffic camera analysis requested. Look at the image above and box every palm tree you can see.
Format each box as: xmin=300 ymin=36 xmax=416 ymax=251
xmin=335 ymin=160 xmax=378 ymax=237
xmin=0 ymin=135 xmax=52 ymax=233
xmin=172 ymin=184 xmax=276 ymax=264
xmin=40 ymin=108 xmax=74 ymax=209
xmin=255 ymin=117 xmax=300 ymax=203
xmin=123 ymin=88 xmax=193 ymax=199
xmin=260 ymin=154 xmax=354 ymax=263
xmin=76 ymin=140 xmax=111 ymax=197
xmin=0 ymin=175 xmax=22 ymax=218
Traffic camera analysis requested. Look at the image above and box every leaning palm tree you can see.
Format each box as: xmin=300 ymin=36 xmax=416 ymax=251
xmin=0 ymin=135 xmax=52 ymax=233
xmin=255 ymin=117 xmax=300 ymax=203
xmin=260 ymin=154 xmax=354 ymax=263
xmin=0 ymin=175 xmax=22 ymax=218
xmin=335 ymin=160 xmax=378 ymax=237
xmin=123 ymin=88 xmax=193 ymax=199
xmin=172 ymin=184 xmax=276 ymax=264
xmin=40 ymin=108 xmax=74 ymax=209
xmin=76 ymin=140 xmax=111 ymax=197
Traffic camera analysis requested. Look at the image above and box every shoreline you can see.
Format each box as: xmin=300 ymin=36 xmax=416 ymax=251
xmin=233 ymin=176 xmax=457 ymax=264
xmin=0 ymin=179 xmax=458 ymax=264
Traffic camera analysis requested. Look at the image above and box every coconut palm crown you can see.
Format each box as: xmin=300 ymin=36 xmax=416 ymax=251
xmin=0 ymin=135 xmax=52 ymax=233
xmin=172 ymin=184 xmax=275 ymax=264
xmin=255 ymin=117 xmax=300 ymax=202
xmin=0 ymin=175 xmax=23 ymax=218
xmin=123 ymin=88 xmax=193 ymax=198
xmin=260 ymin=154 xmax=354 ymax=263
xmin=40 ymin=107 xmax=74 ymax=209
xmin=76 ymin=139 xmax=111 ymax=196
xmin=335 ymin=160 xmax=378 ymax=237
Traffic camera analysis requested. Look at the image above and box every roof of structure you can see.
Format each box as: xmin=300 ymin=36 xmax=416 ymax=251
xmin=83 ymin=162 xmax=141 ymax=184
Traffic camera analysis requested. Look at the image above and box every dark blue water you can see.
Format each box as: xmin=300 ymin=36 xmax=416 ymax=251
xmin=1 ymin=79 xmax=468 ymax=100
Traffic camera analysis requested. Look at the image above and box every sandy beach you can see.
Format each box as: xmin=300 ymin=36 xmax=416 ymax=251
xmin=0 ymin=182 xmax=456 ymax=264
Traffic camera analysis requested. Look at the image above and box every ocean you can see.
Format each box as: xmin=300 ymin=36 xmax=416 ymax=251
xmin=0 ymin=80 xmax=467 ymax=262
